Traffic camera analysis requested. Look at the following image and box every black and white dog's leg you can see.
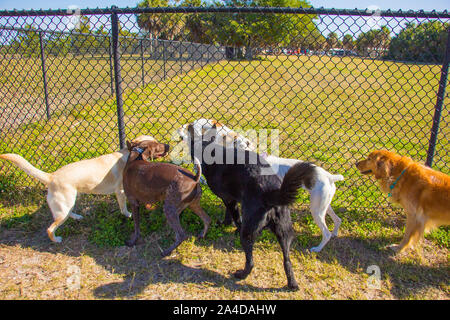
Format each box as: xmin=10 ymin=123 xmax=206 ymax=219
xmin=327 ymin=205 xmax=341 ymax=237
xmin=309 ymin=190 xmax=332 ymax=252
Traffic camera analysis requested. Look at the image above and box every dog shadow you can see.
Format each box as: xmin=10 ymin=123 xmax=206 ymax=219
xmin=0 ymin=197 xmax=293 ymax=298
xmin=301 ymin=234 xmax=449 ymax=299
xmin=0 ymin=198 xmax=447 ymax=299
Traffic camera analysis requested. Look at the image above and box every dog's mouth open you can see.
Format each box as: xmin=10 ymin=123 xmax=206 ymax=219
xmin=150 ymin=144 xmax=170 ymax=159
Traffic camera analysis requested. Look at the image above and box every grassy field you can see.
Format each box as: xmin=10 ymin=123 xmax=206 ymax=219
xmin=0 ymin=54 xmax=208 ymax=128
xmin=0 ymin=54 xmax=448 ymax=299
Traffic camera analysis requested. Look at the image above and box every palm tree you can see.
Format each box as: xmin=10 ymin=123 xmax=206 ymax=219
xmin=343 ymin=34 xmax=354 ymax=50
xmin=326 ymin=32 xmax=339 ymax=50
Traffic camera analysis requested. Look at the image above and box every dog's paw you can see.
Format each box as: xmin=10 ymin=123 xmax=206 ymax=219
xmin=160 ymin=248 xmax=173 ymax=257
xmin=385 ymin=244 xmax=401 ymax=252
xmin=288 ymin=282 xmax=299 ymax=291
xmin=233 ymin=269 xmax=249 ymax=279
xmin=53 ymin=236 xmax=62 ymax=243
xmin=123 ymin=211 xmax=132 ymax=218
xmin=70 ymin=213 xmax=83 ymax=220
xmin=197 ymin=231 xmax=207 ymax=239
xmin=125 ymin=239 xmax=137 ymax=247
xmin=309 ymin=246 xmax=322 ymax=253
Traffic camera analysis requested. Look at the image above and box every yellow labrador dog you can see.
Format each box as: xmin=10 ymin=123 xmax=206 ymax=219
xmin=0 ymin=135 xmax=168 ymax=243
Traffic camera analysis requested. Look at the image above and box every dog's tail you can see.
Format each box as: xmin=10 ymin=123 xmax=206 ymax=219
xmin=328 ymin=173 xmax=344 ymax=183
xmin=192 ymin=156 xmax=202 ymax=183
xmin=263 ymin=162 xmax=316 ymax=207
xmin=0 ymin=153 xmax=51 ymax=185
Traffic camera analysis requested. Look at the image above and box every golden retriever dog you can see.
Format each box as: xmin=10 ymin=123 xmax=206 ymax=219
xmin=0 ymin=135 xmax=168 ymax=243
xmin=356 ymin=150 xmax=450 ymax=253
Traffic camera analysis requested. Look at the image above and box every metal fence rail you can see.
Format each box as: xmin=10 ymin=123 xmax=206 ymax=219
xmin=0 ymin=6 xmax=448 ymax=210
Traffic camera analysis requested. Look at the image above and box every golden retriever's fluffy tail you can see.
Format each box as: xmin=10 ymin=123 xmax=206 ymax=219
xmin=0 ymin=153 xmax=51 ymax=185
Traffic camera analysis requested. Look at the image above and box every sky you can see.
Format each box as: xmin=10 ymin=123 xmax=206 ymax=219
xmin=0 ymin=0 xmax=448 ymax=11
xmin=0 ymin=0 xmax=448 ymax=40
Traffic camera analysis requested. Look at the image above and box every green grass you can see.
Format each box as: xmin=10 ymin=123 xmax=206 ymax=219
xmin=0 ymin=54 xmax=448 ymax=300
xmin=1 ymin=55 xmax=448 ymax=209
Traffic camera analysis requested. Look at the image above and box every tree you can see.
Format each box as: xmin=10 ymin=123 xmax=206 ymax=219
xmin=184 ymin=0 xmax=320 ymax=59
xmin=46 ymin=32 xmax=71 ymax=56
xmin=289 ymin=26 xmax=325 ymax=51
xmin=183 ymin=0 xmax=219 ymax=44
xmin=343 ymin=34 xmax=354 ymax=50
xmin=71 ymin=16 xmax=96 ymax=55
xmin=136 ymin=0 xmax=324 ymax=59
xmin=386 ymin=21 xmax=449 ymax=63
xmin=136 ymin=0 xmax=185 ymax=40
xmin=355 ymin=26 xmax=391 ymax=58
xmin=11 ymin=24 xmax=41 ymax=57
xmin=325 ymin=32 xmax=340 ymax=50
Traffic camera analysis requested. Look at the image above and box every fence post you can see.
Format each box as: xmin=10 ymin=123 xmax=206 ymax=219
xmin=163 ymin=40 xmax=167 ymax=80
xmin=108 ymin=34 xmax=114 ymax=96
xmin=38 ymin=31 xmax=50 ymax=120
xmin=111 ymin=7 xmax=126 ymax=149
xmin=426 ymin=28 xmax=450 ymax=167
xmin=140 ymin=38 xmax=145 ymax=88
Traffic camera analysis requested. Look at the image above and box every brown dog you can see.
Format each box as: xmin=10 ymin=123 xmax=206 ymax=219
xmin=123 ymin=140 xmax=211 ymax=256
xmin=356 ymin=150 xmax=450 ymax=253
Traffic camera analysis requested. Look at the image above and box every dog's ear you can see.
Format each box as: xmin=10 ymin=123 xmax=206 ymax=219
xmin=375 ymin=157 xmax=392 ymax=179
xmin=126 ymin=140 xmax=132 ymax=151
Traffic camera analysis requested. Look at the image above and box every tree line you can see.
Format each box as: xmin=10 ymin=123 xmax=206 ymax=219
xmin=5 ymin=16 xmax=138 ymax=57
xmin=136 ymin=0 xmax=449 ymax=63
xmin=136 ymin=0 xmax=323 ymax=59
xmin=3 ymin=0 xmax=448 ymax=64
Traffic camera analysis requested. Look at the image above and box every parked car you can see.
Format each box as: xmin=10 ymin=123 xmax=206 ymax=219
xmin=329 ymin=48 xmax=359 ymax=57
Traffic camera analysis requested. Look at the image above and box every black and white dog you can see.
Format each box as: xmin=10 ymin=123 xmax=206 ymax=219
xmin=177 ymin=120 xmax=344 ymax=252
xmin=261 ymin=153 xmax=344 ymax=252
xmin=185 ymin=125 xmax=316 ymax=290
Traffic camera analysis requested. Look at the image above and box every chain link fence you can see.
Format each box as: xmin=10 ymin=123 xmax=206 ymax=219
xmin=0 ymin=6 xmax=448 ymax=211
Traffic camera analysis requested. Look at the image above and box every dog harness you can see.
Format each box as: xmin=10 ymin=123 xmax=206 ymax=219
xmin=388 ymin=168 xmax=407 ymax=197
xmin=131 ymin=147 xmax=144 ymax=155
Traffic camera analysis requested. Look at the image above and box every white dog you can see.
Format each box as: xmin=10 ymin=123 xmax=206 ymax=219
xmin=177 ymin=118 xmax=254 ymax=151
xmin=262 ymin=153 xmax=344 ymax=252
xmin=0 ymin=135 xmax=167 ymax=243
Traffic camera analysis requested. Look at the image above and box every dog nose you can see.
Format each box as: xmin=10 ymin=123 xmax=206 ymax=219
xmin=164 ymin=144 xmax=170 ymax=153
